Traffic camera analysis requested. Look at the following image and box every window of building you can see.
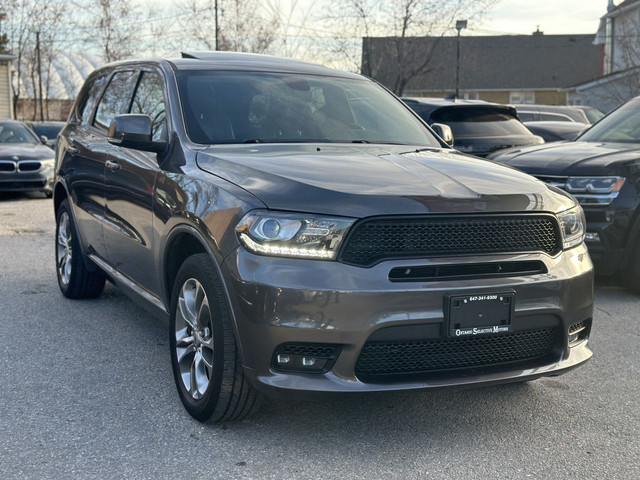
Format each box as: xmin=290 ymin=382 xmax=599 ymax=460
xmin=509 ymin=91 xmax=535 ymax=104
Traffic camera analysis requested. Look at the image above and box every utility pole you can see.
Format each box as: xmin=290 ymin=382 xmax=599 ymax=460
xmin=36 ymin=30 xmax=44 ymax=121
xmin=215 ymin=0 xmax=219 ymax=51
xmin=455 ymin=20 xmax=467 ymax=101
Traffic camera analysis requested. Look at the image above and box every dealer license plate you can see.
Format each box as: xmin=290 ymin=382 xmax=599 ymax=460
xmin=446 ymin=292 xmax=514 ymax=338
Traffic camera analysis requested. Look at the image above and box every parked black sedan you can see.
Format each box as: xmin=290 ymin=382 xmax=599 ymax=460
xmin=403 ymin=98 xmax=543 ymax=157
xmin=0 ymin=120 xmax=55 ymax=197
xmin=490 ymin=96 xmax=640 ymax=290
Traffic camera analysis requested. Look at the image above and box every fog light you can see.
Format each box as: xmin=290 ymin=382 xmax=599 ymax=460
xmin=568 ymin=319 xmax=590 ymax=346
xmin=585 ymin=232 xmax=600 ymax=242
xmin=272 ymin=343 xmax=341 ymax=373
xmin=276 ymin=354 xmax=290 ymax=364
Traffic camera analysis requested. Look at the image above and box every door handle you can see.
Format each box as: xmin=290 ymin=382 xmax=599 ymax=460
xmin=105 ymin=160 xmax=121 ymax=171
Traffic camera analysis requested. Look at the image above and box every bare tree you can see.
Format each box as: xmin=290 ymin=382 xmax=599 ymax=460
xmin=177 ymin=0 xmax=280 ymax=53
xmin=326 ymin=0 xmax=497 ymax=95
xmin=72 ymin=0 xmax=141 ymax=63
xmin=3 ymin=0 xmax=68 ymax=119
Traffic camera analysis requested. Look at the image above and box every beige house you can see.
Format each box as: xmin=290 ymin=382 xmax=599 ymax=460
xmin=0 ymin=54 xmax=16 ymax=119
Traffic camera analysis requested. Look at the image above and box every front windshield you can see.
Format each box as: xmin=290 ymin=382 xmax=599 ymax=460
xmin=579 ymin=100 xmax=640 ymax=143
xmin=0 ymin=123 xmax=39 ymax=144
xmin=176 ymin=71 xmax=440 ymax=146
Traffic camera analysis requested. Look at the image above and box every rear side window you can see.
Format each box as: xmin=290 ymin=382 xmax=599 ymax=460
xmin=539 ymin=113 xmax=572 ymax=122
xmin=75 ymin=74 xmax=109 ymax=124
xmin=93 ymin=71 xmax=139 ymax=131
xmin=130 ymin=71 xmax=167 ymax=142
xmin=516 ymin=112 xmax=536 ymax=122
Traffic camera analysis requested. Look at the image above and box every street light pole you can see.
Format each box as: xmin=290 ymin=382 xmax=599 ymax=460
xmin=455 ymin=20 xmax=467 ymax=100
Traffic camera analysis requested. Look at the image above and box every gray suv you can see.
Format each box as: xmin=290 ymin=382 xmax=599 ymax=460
xmin=53 ymin=52 xmax=594 ymax=423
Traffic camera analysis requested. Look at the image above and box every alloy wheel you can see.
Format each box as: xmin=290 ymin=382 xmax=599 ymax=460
xmin=174 ymin=278 xmax=214 ymax=399
xmin=56 ymin=212 xmax=73 ymax=287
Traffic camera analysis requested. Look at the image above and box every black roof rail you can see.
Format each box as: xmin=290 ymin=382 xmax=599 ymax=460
xmin=181 ymin=52 xmax=199 ymax=59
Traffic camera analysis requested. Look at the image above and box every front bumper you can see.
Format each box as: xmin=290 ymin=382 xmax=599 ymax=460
xmin=583 ymin=201 xmax=637 ymax=275
xmin=222 ymin=244 xmax=594 ymax=395
xmin=0 ymin=163 xmax=54 ymax=193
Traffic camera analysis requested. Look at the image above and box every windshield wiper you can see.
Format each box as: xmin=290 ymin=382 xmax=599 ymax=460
xmin=243 ymin=139 xmax=264 ymax=143
xmin=351 ymin=139 xmax=371 ymax=143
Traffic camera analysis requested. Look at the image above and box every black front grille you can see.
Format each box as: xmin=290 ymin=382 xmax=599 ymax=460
xmin=0 ymin=161 xmax=15 ymax=172
xmin=355 ymin=328 xmax=557 ymax=379
xmin=339 ymin=215 xmax=561 ymax=266
xmin=18 ymin=161 xmax=41 ymax=172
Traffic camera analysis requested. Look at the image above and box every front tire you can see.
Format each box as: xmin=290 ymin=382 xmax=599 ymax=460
xmin=169 ymin=253 xmax=260 ymax=422
xmin=55 ymin=199 xmax=106 ymax=299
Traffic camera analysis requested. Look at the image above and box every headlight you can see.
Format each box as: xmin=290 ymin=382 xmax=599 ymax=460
xmin=41 ymin=158 xmax=55 ymax=167
xmin=565 ymin=176 xmax=625 ymax=194
xmin=235 ymin=210 xmax=355 ymax=259
xmin=557 ymin=206 xmax=586 ymax=250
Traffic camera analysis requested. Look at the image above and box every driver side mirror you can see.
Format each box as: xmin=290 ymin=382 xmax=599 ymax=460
xmin=108 ymin=114 xmax=166 ymax=153
xmin=39 ymin=135 xmax=48 ymax=145
xmin=431 ymin=123 xmax=454 ymax=146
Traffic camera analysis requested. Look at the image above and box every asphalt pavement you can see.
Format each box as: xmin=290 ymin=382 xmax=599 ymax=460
xmin=1 ymin=193 xmax=639 ymax=480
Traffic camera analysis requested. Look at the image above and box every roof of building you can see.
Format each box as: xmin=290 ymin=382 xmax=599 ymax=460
xmin=363 ymin=34 xmax=602 ymax=93
xmin=605 ymin=0 xmax=640 ymax=17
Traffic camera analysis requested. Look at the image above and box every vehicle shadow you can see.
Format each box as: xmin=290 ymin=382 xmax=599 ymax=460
xmin=0 ymin=191 xmax=50 ymax=201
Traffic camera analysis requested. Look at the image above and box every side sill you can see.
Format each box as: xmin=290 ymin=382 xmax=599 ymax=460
xmin=88 ymin=253 xmax=168 ymax=317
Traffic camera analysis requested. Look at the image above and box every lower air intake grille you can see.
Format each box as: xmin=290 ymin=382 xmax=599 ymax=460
xmin=339 ymin=215 xmax=561 ymax=267
xmin=274 ymin=343 xmax=340 ymax=358
xmin=355 ymin=328 xmax=557 ymax=379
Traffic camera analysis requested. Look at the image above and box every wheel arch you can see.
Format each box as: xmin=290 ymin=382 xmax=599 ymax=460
xmin=53 ymin=180 xmax=69 ymax=215
xmin=162 ymin=224 xmax=246 ymax=361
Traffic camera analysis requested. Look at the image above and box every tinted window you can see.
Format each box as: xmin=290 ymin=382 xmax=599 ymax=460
xmin=539 ymin=113 xmax=572 ymax=122
xmin=176 ymin=71 xmax=440 ymax=147
xmin=76 ymin=74 xmax=109 ymax=124
xmin=431 ymin=109 xmax=533 ymax=137
xmin=0 ymin=123 xmax=39 ymax=144
xmin=30 ymin=124 xmax=64 ymax=139
xmin=582 ymin=108 xmax=605 ymax=123
xmin=93 ymin=71 xmax=139 ymax=131
xmin=131 ymin=71 xmax=167 ymax=142
xmin=516 ymin=112 xmax=536 ymax=122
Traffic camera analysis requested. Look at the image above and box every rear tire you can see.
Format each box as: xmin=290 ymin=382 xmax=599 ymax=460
xmin=169 ymin=253 xmax=260 ymax=422
xmin=55 ymin=199 xmax=106 ymax=299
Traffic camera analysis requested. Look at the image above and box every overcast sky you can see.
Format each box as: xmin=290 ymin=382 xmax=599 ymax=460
xmin=476 ymin=0 xmax=607 ymax=36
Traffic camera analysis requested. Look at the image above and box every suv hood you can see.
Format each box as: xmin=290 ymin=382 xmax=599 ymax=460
xmin=491 ymin=141 xmax=640 ymax=176
xmin=196 ymin=144 xmax=574 ymax=217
